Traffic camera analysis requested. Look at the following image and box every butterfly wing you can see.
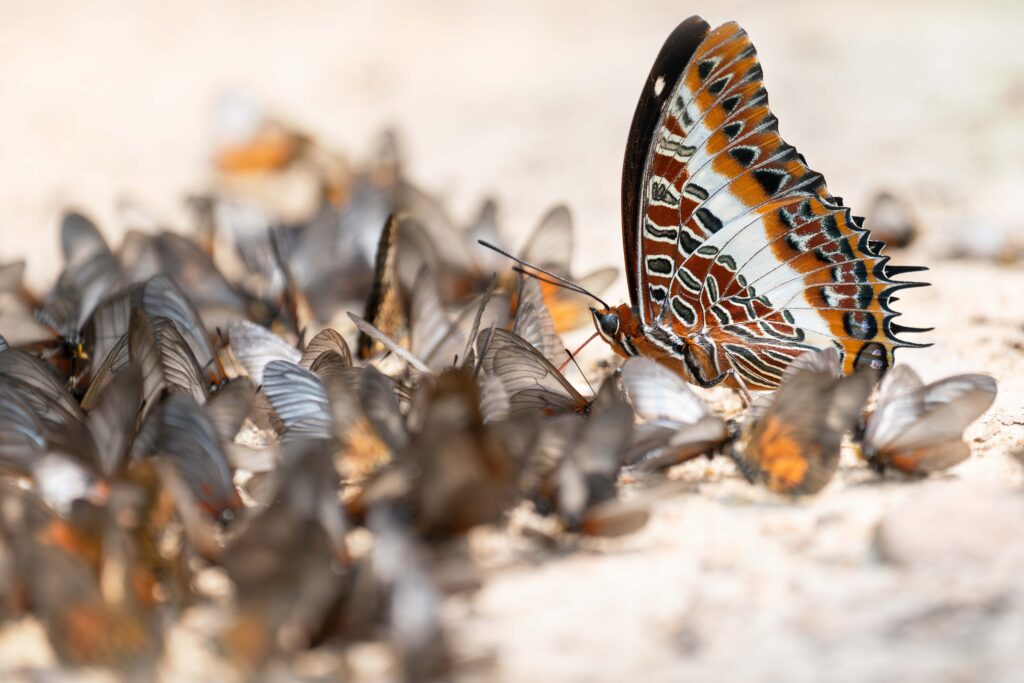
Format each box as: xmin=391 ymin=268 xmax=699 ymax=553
xmin=736 ymin=369 xmax=873 ymax=494
xmin=60 ymin=211 xmax=122 ymax=329
xmin=359 ymin=215 xmax=408 ymax=359
xmin=300 ymin=327 xmax=353 ymax=369
xmin=156 ymin=392 xmax=242 ymax=520
xmin=512 ymin=276 xmax=564 ymax=368
xmin=477 ymin=328 xmax=588 ymax=415
xmin=622 ymin=16 xmax=711 ymax=309
xmin=261 ymin=360 xmax=333 ymax=440
xmin=864 ymin=372 xmax=996 ymax=473
xmin=203 ymin=377 xmax=255 ymax=444
xmin=626 ymin=18 xmax=927 ymax=388
xmin=520 ymin=204 xmax=574 ymax=276
xmin=228 ymin=319 xmax=301 ymax=385
xmin=84 ymin=365 xmax=142 ymax=476
xmin=620 ymin=356 xmax=711 ymax=424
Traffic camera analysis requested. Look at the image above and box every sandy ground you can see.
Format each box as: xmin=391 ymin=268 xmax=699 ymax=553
xmin=0 ymin=1 xmax=1022 ymax=681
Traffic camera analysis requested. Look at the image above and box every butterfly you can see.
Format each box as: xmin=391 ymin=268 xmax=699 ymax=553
xmin=860 ymin=365 xmax=996 ymax=474
xmin=619 ymin=356 xmax=730 ymax=470
xmin=219 ymin=439 xmax=348 ymax=668
xmin=17 ymin=212 xmax=123 ymax=385
xmin=732 ymin=348 xmax=875 ymax=495
xmin=476 ymin=328 xmax=590 ymax=416
xmin=589 ymin=16 xmax=929 ymax=391
xmin=356 ymin=368 xmax=519 ymax=537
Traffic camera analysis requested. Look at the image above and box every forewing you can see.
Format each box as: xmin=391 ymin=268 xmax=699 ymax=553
xmin=153 ymin=232 xmax=249 ymax=314
xmin=875 ymin=374 xmax=996 ymax=470
xmin=0 ymin=350 xmax=84 ymax=422
xmin=261 ymin=360 xmax=333 ymax=439
xmin=85 ymin=365 xmax=142 ymax=476
xmin=360 ymin=366 xmax=409 ymax=454
xmin=477 ymin=329 xmax=587 ymax=415
xmin=204 ymin=377 xmax=255 ymax=444
xmin=61 ymin=211 xmax=121 ymax=326
xmin=863 ymin=364 xmax=925 ymax=448
xmin=0 ymin=384 xmax=47 ymax=473
xmin=129 ymin=311 xmax=207 ymax=416
xmin=512 ymin=277 xmax=564 ymax=368
xmin=156 ymin=393 xmax=241 ymax=520
xmin=359 ymin=215 xmax=408 ymax=359
xmin=142 ymin=275 xmax=216 ymax=377
xmin=519 ymin=204 xmax=573 ymax=276
xmin=300 ymin=327 xmax=352 ymax=369
xmin=409 ymin=266 xmax=463 ymax=370
xmin=228 ymin=319 xmax=301 ymax=385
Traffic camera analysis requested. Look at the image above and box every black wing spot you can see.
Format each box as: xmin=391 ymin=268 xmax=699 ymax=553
xmin=698 ymin=59 xmax=715 ymax=81
xmin=722 ymin=121 xmax=743 ymax=139
xmin=684 ymin=183 xmax=709 ymax=201
xmin=722 ymin=95 xmax=742 ymax=113
xmin=752 ymin=169 xmax=786 ymax=196
xmin=729 ymin=146 xmax=758 ymax=167
xmin=677 ymin=230 xmax=701 ymax=254
xmin=708 ymin=76 xmax=729 ymax=95
xmin=844 ymin=311 xmax=878 ymax=341
xmin=695 ymin=208 xmax=723 ymax=233
xmin=671 ymin=296 xmax=697 ymax=325
xmin=645 ymin=256 xmax=673 ymax=275
xmin=854 ymin=341 xmax=889 ymax=372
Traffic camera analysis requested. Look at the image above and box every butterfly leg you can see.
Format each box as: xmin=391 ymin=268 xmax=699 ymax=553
xmin=720 ymin=352 xmax=753 ymax=407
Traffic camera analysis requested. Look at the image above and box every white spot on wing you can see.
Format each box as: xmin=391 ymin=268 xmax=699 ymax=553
xmin=654 ymin=76 xmax=665 ymax=96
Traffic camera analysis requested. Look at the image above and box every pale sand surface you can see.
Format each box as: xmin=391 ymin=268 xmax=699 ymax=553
xmin=0 ymin=1 xmax=1022 ymax=681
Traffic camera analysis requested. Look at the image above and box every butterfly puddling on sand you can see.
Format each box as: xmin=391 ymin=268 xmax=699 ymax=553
xmin=589 ymin=16 xmax=929 ymax=391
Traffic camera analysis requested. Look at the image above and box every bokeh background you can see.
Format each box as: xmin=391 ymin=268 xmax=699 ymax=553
xmin=3 ymin=0 xmax=1022 ymax=283
xmin=1 ymin=1 xmax=1023 ymax=681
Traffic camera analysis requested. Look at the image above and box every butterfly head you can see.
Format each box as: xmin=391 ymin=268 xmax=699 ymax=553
xmin=591 ymin=304 xmax=640 ymax=358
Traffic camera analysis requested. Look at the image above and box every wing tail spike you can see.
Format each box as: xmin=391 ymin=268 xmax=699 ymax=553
xmin=890 ymin=323 xmax=934 ymax=335
xmin=895 ymin=338 xmax=934 ymax=350
xmin=887 ymin=279 xmax=930 ymax=292
xmin=884 ymin=264 xmax=929 ymax=278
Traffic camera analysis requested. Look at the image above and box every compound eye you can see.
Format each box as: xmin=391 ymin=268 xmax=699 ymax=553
xmin=598 ymin=312 xmax=620 ymax=338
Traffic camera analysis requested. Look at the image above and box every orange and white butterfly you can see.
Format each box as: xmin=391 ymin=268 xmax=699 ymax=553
xmin=590 ymin=16 xmax=929 ymax=392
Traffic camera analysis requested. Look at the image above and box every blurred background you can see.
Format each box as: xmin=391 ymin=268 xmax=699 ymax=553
xmin=2 ymin=0 xmax=1021 ymax=289
xmin=1 ymin=2 xmax=1023 ymax=681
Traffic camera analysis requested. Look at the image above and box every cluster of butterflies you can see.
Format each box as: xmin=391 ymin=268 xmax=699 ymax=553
xmin=0 ymin=14 xmax=1001 ymax=680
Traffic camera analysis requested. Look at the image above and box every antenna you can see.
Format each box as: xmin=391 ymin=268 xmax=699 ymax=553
xmin=476 ymin=239 xmax=610 ymax=309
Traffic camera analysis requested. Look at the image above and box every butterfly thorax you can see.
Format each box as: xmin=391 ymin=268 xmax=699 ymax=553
xmin=592 ymin=302 xmax=734 ymax=389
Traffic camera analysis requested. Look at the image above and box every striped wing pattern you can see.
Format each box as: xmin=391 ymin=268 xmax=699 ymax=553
xmin=630 ymin=19 xmax=925 ymax=389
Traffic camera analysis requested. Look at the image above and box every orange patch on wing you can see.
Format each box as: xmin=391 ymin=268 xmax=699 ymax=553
xmin=38 ymin=521 xmax=101 ymax=567
xmin=61 ymin=601 xmax=150 ymax=665
xmin=342 ymin=417 xmax=393 ymax=483
xmin=538 ymin=280 xmax=589 ymax=332
xmin=215 ymin=126 xmax=298 ymax=174
xmin=888 ymin=449 xmax=925 ymax=473
xmin=755 ymin=415 xmax=810 ymax=492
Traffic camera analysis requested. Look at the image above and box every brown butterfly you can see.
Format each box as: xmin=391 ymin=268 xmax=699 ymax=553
xmin=619 ymin=356 xmax=730 ymax=471
xmin=860 ymin=365 xmax=996 ymax=474
xmin=732 ymin=349 xmax=874 ymax=494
